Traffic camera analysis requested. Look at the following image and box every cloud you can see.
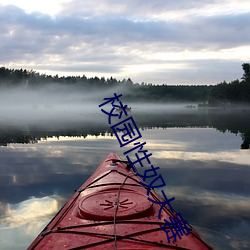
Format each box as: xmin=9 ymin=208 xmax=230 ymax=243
xmin=58 ymin=0 xmax=237 ymax=19
xmin=3 ymin=4 xmax=248 ymax=49
xmin=0 ymin=1 xmax=250 ymax=84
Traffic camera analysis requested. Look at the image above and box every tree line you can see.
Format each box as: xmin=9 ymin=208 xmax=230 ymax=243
xmin=208 ymin=63 xmax=250 ymax=105
xmin=0 ymin=63 xmax=249 ymax=104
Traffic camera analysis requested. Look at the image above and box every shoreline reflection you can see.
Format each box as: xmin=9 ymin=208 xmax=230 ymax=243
xmin=0 ymin=123 xmax=249 ymax=249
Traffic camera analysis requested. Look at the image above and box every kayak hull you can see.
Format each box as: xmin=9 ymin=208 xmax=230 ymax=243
xmin=28 ymin=152 xmax=213 ymax=249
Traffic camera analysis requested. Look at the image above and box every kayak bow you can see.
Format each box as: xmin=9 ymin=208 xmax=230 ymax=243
xmin=28 ymin=152 xmax=213 ymax=249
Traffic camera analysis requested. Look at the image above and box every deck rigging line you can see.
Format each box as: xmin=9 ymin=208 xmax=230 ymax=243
xmin=113 ymin=170 xmax=137 ymax=249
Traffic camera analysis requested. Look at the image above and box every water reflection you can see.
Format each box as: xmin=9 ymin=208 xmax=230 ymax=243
xmin=1 ymin=196 xmax=59 ymax=228
xmin=0 ymin=108 xmax=250 ymax=249
xmin=0 ymin=196 xmax=62 ymax=250
xmin=154 ymin=150 xmax=250 ymax=166
xmin=0 ymin=107 xmax=250 ymax=149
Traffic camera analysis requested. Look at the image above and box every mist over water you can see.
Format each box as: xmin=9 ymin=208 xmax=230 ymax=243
xmin=0 ymin=85 xmax=99 ymax=122
xmin=1 ymin=84 xmax=250 ymax=149
xmin=0 ymin=84 xmax=198 ymax=125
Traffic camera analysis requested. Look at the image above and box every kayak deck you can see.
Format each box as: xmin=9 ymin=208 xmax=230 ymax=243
xmin=28 ymin=152 xmax=213 ymax=249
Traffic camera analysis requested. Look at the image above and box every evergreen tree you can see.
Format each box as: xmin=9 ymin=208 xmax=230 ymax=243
xmin=242 ymin=63 xmax=250 ymax=83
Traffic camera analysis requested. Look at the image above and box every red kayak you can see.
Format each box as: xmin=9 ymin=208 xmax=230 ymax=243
xmin=28 ymin=152 xmax=213 ymax=249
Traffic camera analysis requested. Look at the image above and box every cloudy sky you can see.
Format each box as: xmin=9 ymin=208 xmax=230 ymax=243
xmin=0 ymin=0 xmax=250 ymax=85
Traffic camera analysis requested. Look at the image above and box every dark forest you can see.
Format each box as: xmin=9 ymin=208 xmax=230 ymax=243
xmin=0 ymin=63 xmax=250 ymax=105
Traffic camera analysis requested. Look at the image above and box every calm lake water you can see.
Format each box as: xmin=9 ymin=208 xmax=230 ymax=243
xmin=0 ymin=104 xmax=250 ymax=249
